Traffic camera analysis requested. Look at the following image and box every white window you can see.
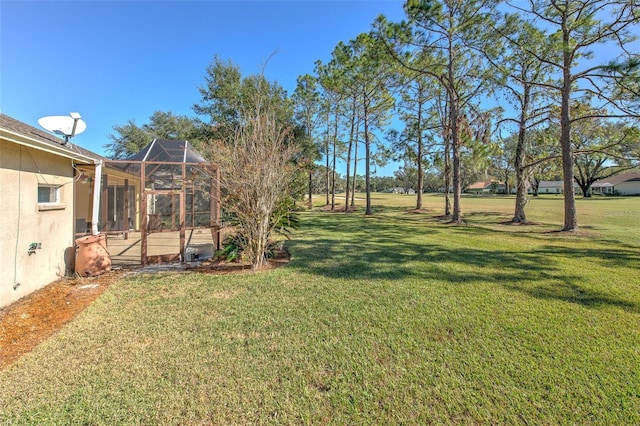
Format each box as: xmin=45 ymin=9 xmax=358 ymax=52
xmin=38 ymin=184 xmax=59 ymax=203
xmin=37 ymin=184 xmax=65 ymax=210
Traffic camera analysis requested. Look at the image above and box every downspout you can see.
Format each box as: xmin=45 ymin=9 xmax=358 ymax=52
xmin=72 ymin=159 xmax=78 ymax=235
xmin=91 ymin=160 xmax=103 ymax=235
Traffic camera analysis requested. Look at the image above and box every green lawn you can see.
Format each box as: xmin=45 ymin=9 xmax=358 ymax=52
xmin=1 ymin=194 xmax=639 ymax=424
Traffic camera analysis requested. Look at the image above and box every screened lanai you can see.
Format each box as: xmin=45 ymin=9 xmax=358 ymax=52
xmin=102 ymin=139 xmax=220 ymax=265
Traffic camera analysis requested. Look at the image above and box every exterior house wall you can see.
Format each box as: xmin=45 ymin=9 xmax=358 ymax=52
xmin=541 ymin=186 xmax=562 ymax=194
xmin=1 ymin=141 xmax=75 ymax=308
xmin=466 ymin=188 xmax=486 ymax=194
xmin=538 ymin=181 xmax=581 ymax=194
xmin=615 ymin=181 xmax=640 ymax=195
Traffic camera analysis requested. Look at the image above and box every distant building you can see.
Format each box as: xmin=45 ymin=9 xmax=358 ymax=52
xmin=538 ymin=180 xmax=581 ymax=195
xmin=391 ymin=187 xmax=415 ymax=194
xmin=592 ymin=171 xmax=640 ymax=195
xmin=465 ymin=180 xmax=514 ymax=194
xmin=538 ymin=180 xmax=563 ymax=194
xmin=465 ymin=180 xmax=495 ymax=194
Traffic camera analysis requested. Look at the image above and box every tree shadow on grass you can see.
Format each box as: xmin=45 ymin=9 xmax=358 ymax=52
xmin=291 ymin=211 xmax=639 ymax=313
xmin=501 ymin=278 xmax=640 ymax=313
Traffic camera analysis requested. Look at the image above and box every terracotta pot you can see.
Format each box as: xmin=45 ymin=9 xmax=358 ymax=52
xmin=75 ymin=234 xmax=112 ymax=277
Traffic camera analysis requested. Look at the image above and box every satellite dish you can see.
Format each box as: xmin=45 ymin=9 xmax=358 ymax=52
xmin=38 ymin=113 xmax=86 ymax=142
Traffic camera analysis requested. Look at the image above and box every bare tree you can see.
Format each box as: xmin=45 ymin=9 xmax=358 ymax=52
xmin=210 ymin=100 xmax=300 ymax=270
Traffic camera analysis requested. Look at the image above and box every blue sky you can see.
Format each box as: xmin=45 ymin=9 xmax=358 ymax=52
xmin=2 ymin=1 xmax=637 ymax=177
xmin=1 ymin=0 xmax=405 ymax=173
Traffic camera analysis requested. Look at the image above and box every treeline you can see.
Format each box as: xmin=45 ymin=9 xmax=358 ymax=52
xmin=107 ymin=0 xmax=640 ymax=236
xmin=309 ymin=167 xmax=446 ymax=197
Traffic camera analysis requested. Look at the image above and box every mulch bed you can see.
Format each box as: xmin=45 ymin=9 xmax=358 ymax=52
xmin=0 ymin=271 xmax=126 ymax=370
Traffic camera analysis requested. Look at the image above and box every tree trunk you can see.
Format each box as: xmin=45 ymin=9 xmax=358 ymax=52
xmin=416 ymin=94 xmax=424 ymax=210
xmin=330 ymin=113 xmax=338 ymax=211
xmin=344 ymin=145 xmax=352 ymax=212
xmin=560 ymin=25 xmax=578 ymax=231
xmin=251 ymin=213 xmax=270 ymax=270
xmin=324 ymin=116 xmax=330 ymax=206
xmin=364 ymin=97 xmax=372 ymax=216
xmin=578 ymin=180 xmax=592 ymax=198
xmin=344 ymin=97 xmax=356 ymax=212
xmin=448 ymin=29 xmax=462 ymax=224
xmin=444 ymin=135 xmax=452 ymax=216
xmin=451 ymin=139 xmax=462 ymax=223
xmin=308 ymin=171 xmax=313 ymax=210
xmin=450 ymin=92 xmax=462 ymax=223
xmin=511 ymin=167 xmax=529 ymax=223
xmin=352 ymin=136 xmax=358 ymax=207
xmin=512 ymin=84 xmax=530 ymax=223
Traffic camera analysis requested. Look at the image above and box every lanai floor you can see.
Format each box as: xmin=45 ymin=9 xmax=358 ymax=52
xmin=105 ymin=229 xmax=216 ymax=266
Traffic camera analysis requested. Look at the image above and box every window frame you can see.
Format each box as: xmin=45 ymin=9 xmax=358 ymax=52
xmin=37 ymin=184 xmax=65 ymax=211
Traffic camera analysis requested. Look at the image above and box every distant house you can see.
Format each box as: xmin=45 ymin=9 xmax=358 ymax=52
xmin=590 ymin=181 xmax=614 ymax=195
xmin=465 ymin=180 xmax=510 ymax=194
xmin=538 ymin=180 xmax=582 ymax=195
xmin=592 ymin=171 xmax=640 ymax=195
xmin=465 ymin=180 xmax=494 ymax=194
xmin=391 ymin=187 xmax=415 ymax=194
xmin=538 ymin=180 xmax=563 ymax=194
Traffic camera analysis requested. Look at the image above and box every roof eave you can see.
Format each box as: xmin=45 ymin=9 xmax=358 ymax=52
xmin=1 ymin=128 xmax=98 ymax=165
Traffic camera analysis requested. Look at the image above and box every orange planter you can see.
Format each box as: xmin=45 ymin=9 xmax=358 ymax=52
xmin=75 ymin=234 xmax=112 ymax=277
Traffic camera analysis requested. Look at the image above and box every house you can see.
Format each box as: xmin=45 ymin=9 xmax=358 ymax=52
xmin=590 ymin=181 xmax=614 ymax=195
xmin=538 ymin=180 xmax=563 ymax=194
xmin=391 ymin=187 xmax=414 ymax=194
xmin=538 ymin=180 xmax=582 ymax=195
xmin=1 ymin=114 xmax=102 ymax=308
xmin=592 ymin=171 xmax=640 ymax=195
xmin=1 ymin=114 xmax=221 ymax=308
xmin=465 ymin=180 xmax=503 ymax=194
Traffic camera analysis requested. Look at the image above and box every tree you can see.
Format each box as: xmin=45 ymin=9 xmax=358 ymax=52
xmin=394 ymin=162 xmax=419 ymax=194
xmin=196 ymin=57 xmax=302 ymax=269
xmin=605 ymin=57 xmax=640 ymax=111
xmin=490 ymin=135 xmax=516 ymax=195
xmin=105 ymin=120 xmax=151 ymax=159
xmin=193 ymin=55 xmax=294 ymax=141
xmin=316 ymin=42 xmax=362 ymax=212
xmin=432 ymin=91 xmax=453 ymax=215
xmin=376 ymin=0 xmax=501 ymax=223
xmin=314 ymin=60 xmax=346 ymax=210
xmin=492 ymin=15 xmax=556 ymax=222
xmin=508 ymin=0 xmax=639 ymax=231
xmin=388 ymin=57 xmax=440 ymax=209
xmin=569 ymin=112 xmax=640 ymax=196
xmin=527 ymin=126 xmax=563 ymax=196
xmin=293 ymin=74 xmax=323 ymax=209
xmin=211 ymin=110 xmax=300 ymax=270
xmin=105 ymin=111 xmax=201 ymax=159
xmin=321 ymin=34 xmax=394 ymax=215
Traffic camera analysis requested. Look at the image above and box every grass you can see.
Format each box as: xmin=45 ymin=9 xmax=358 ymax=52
xmin=1 ymin=193 xmax=639 ymax=424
